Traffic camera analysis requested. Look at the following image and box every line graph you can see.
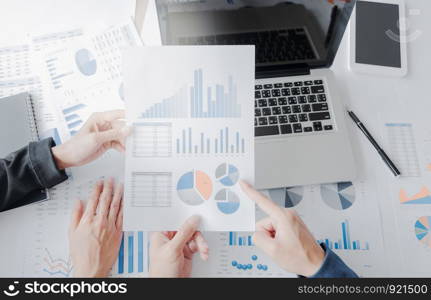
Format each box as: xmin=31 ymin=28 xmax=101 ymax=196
xmin=42 ymin=248 xmax=73 ymax=277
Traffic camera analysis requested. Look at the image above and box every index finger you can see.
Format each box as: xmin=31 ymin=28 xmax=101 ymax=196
xmin=240 ymin=180 xmax=284 ymax=220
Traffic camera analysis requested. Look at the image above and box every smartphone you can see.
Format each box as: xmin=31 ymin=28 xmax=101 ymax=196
xmin=349 ymin=0 xmax=407 ymax=77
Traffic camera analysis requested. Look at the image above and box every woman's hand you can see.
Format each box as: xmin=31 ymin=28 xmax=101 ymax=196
xmin=69 ymin=179 xmax=124 ymax=277
xmin=52 ymin=110 xmax=131 ymax=170
xmin=240 ymin=181 xmax=325 ymax=277
xmin=149 ymin=216 xmax=209 ymax=278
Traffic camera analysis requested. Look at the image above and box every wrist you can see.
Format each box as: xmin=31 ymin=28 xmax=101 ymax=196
xmin=51 ymin=144 xmax=71 ymax=170
xmin=301 ymin=244 xmax=325 ymax=277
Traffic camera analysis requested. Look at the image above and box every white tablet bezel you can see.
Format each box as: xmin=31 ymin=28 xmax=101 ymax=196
xmin=349 ymin=0 xmax=408 ymax=77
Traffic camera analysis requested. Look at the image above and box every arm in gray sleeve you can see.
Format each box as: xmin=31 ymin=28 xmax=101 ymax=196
xmin=309 ymin=243 xmax=359 ymax=278
xmin=0 ymin=138 xmax=68 ymax=211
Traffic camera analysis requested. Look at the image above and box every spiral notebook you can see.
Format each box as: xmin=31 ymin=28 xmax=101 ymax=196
xmin=0 ymin=92 xmax=49 ymax=208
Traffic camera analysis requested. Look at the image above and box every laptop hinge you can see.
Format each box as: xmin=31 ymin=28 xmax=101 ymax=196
xmin=256 ymin=64 xmax=311 ymax=79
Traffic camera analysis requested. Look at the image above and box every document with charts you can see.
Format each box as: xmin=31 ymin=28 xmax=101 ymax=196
xmin=123 ymin=46 xmax=255 ymax=231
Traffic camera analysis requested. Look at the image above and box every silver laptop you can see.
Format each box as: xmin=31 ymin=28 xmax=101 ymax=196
xmin=155 ymin=0 xmax=357 ymax=189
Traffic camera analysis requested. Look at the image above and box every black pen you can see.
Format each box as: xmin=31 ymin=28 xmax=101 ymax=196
xmin=348 ymin=110 xmax=401 ymax=177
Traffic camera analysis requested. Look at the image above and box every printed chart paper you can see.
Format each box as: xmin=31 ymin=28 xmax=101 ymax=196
xmin=124 ymin=46 xmax=255 ymax=231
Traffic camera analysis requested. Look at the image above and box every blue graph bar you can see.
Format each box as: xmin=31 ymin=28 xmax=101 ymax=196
xmin=342 ymin=222 xmax=348 ymax=249
xmin=188 ymin=128 xmax=192 ymax=153
xmin=182 ymin=130 xmax=186 ymax=153
xmin=118 ymin=235 xmax=124 ymax=274
xmin=62 ymin=103 xmax=86 ymax=115
xmin=128 ymin=234 xmax=133 ymax=273
xmin=65 ymin=114 xmax=79 ymax=122
xmin=220 ymin=130 xmax=223 ymax=153
xmin=138 ymin=232 xmax=144 ymax=273
xmin=225 ymin=127 xmax=229 ymax=153
xmin=229 ymin=232 xmax=234 ymax=246
xmin=190 ymin=87 xmax=195 ymax=118
xmin=67 ymin=120 xmax=82 ymax=129
xmin=236 ymin=132 xmax=239 ymax=153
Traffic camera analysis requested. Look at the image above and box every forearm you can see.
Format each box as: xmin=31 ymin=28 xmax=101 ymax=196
xmin=309 ymin=244 xmax=358 ymax=278
xmin=0 ymin=138 xmax=68 ymax=211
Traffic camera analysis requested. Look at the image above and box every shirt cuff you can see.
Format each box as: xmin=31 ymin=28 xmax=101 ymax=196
xmin=309 ymin=243 xmax=359 ymax=278
xmin=28 ymin=138 xmax=68 ymax=188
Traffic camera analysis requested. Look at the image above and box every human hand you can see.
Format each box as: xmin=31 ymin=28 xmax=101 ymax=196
xmin=240 ymin=181 xmax=325 ymax=277
xmin=149 ymin=216 xmax=209 ymax=278
xmin=69 ymin=179 xmax=124 ymax=277
xmin=52 ymin=110 xmax=131 ymax=169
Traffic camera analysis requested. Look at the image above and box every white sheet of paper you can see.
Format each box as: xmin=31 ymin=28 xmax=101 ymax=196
xmin=123 ymin=46 xmax=255 ymax=231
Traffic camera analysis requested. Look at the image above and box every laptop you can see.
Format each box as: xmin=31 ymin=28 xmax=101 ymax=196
xmin=154 ymin=0 xmax=357 ymax=189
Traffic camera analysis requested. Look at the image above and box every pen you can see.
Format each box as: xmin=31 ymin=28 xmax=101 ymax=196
xmin=347 ymin=110 xmax=401 ymax=177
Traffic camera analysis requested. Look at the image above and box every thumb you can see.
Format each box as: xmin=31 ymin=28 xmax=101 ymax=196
xmin=171 ymin=215 xmax=201 ymax=250
xmin=95 ymin=126 xmax=131 ymax=145
xmin=253 ymin=231 xmax=277 ymax=257
xmin=150 ymin=232 xmax=170 ymax=249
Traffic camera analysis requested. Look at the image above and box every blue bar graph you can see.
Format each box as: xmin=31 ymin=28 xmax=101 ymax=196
xmin=117 ymin=231 xmax=147 ymax=275
xmin=140 ymin=68 xmax=241 ymax=119
xmin=317 ymin=220 xmax=370 ymax=251
xmin=176 ymin=127 xmax=246 ymax=155
xmin=62 ymin=103 xmax=86 ymax=136
xmin=228 ymin=232 xmax=254 ymax=247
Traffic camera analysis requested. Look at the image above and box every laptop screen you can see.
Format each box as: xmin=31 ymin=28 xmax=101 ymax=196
xmin=155 ymin=0 xmax=356 ymax=77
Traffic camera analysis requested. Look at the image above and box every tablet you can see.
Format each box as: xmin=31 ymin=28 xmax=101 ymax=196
xmin=349 ymin=0 xmax=407 ymax=77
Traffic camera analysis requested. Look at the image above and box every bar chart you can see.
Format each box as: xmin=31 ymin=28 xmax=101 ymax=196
xmin=62 ymin=103 xmax=86 ymax=136
xmin=140 ymin=68 xmax=241 ymax=119
xmin=116 ymin=231 xmax=147 ymax=275
xmin=228 ymin=232 xmax=254 ymax=247
xmin=176 ymin=127 xmax=245 ymax=156
xmin=317 ymin=220 xmax=370 ymax=251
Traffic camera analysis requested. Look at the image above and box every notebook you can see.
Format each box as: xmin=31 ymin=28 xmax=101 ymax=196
xmin=0 ymin=92 xmax=49 ymax=207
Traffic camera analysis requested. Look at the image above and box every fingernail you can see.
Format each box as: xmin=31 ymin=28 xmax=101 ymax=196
xmin=188 ymin=215 xmax=201 ymax=226
xmin=239 ymin=180 xmax=250 ymax=188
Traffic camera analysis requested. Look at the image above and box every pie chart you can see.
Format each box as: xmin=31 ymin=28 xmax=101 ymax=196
xmin=75 ymin=48 xmax=97 ymax=76
xmin=177 ymin=170 xmax=212 ymax=206
xmin=415 ymin=216 xmax=431 ymax=247
xmin=215 ymin=163 xmax=239 ymax=187
xmin=268 ymin=186 xmax=303 ymax=208
xmin=320 ymin=182 xmax=355 ymax=210
xmin=215 ymin=189 xmax=240 ymax=214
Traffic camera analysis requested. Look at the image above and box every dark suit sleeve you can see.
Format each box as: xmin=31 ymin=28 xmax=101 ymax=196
xmin=309 ymin=243 xmax=359 ymax=278
xmin=0 ymin=138 xmax=68 ymax=211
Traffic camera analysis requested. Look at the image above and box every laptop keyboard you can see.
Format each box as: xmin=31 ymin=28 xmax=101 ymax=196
xmin=255 ymin=79 xmax=334 ymax=137
xmin=179 ymin=28 xmax=316 ymax=64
